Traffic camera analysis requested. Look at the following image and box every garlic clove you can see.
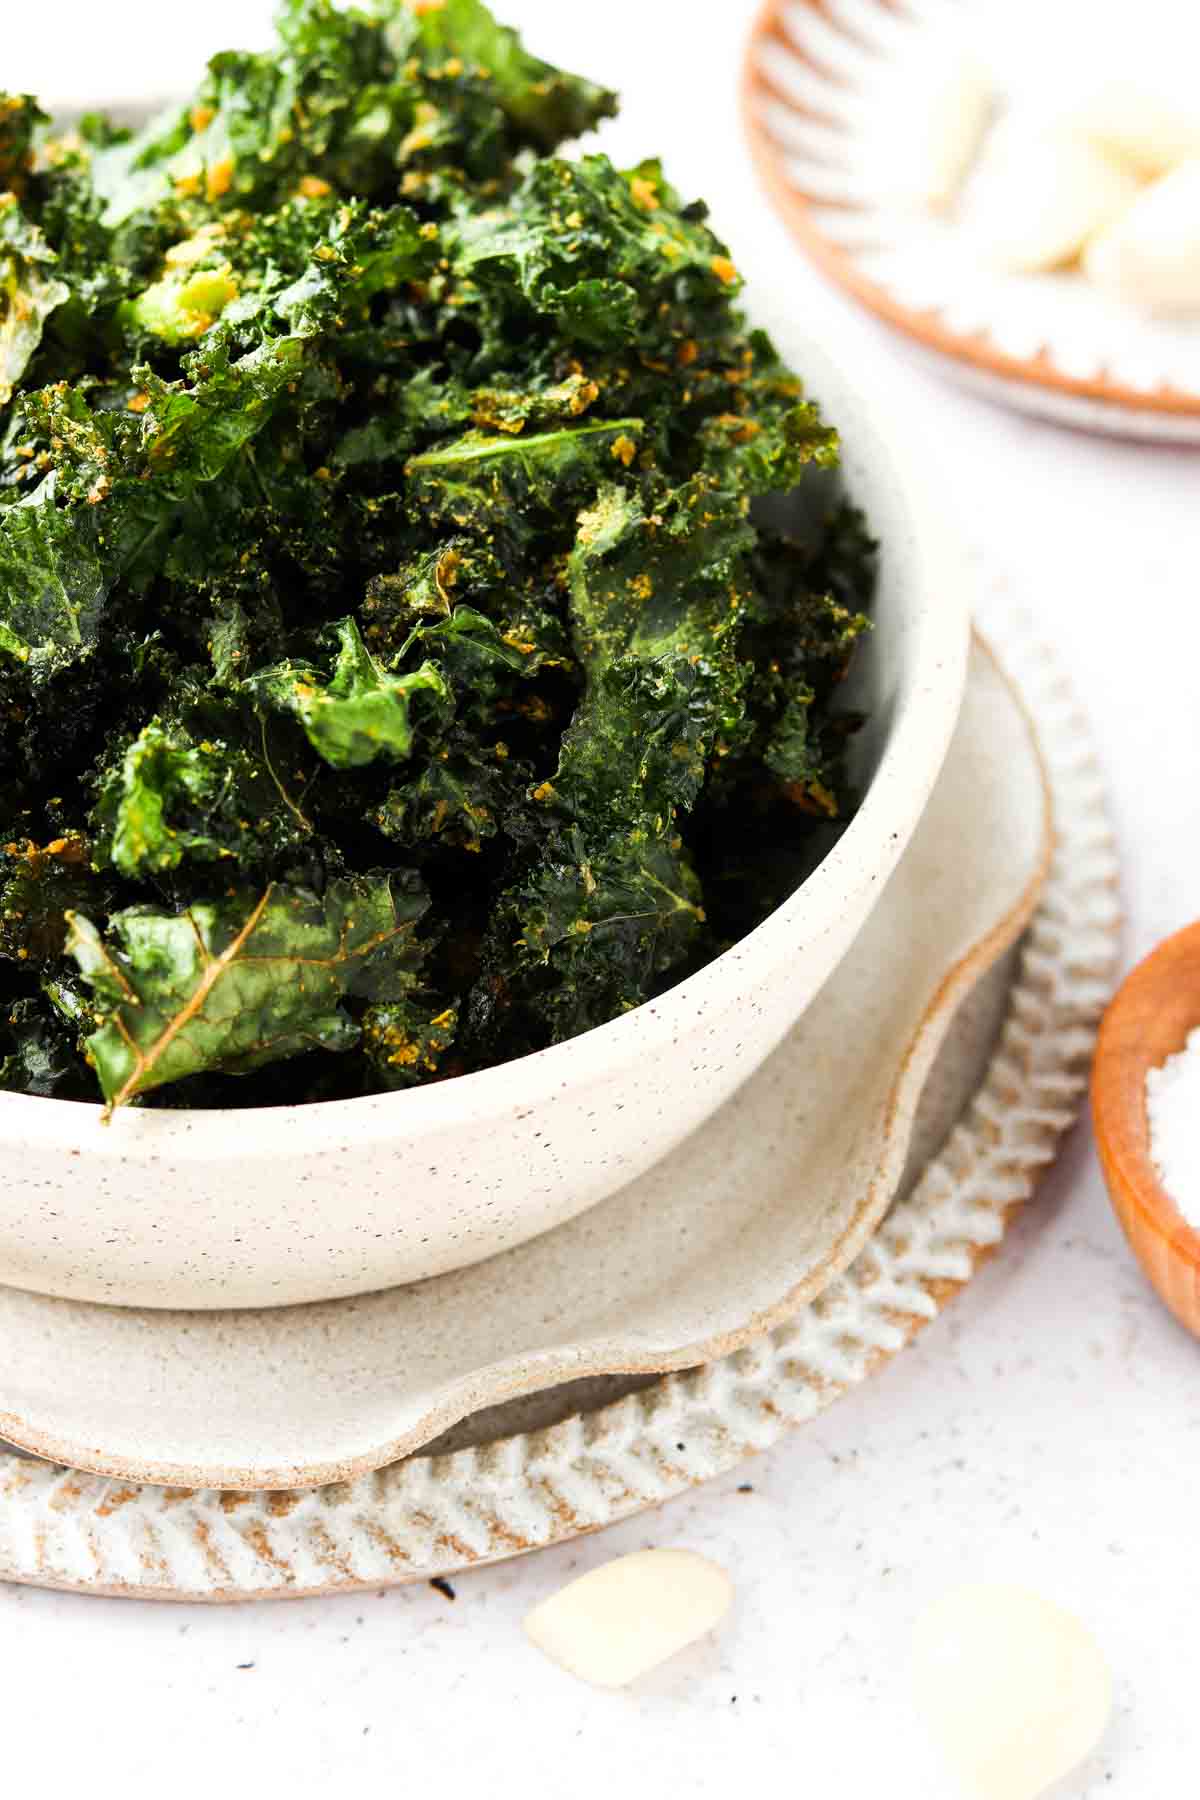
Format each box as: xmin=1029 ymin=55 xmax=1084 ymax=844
xmin=1070 ymin=81 xmax=1200 ymax=180
xmin=964 ymin=122 xmax=1140 ymax=273
xmin=874 ymin=40 xmax=994 ymax=214
xmin=911 ymin=1583 xmax=1113 ymax=1800
xmin=1084 ymin=157 xmax=1200 ymax=316
xmin=916 ymin=50 xmax=996 ymax=212
xmin=524 ymin=1548 xmax=733 ymax=1688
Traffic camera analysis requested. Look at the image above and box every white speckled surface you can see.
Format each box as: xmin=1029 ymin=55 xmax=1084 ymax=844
xmin=0 ymin=4 xmax=1198 ymax=1797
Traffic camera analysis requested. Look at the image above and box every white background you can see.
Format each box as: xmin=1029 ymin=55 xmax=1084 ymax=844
xmin=2 ymin=3 xmax=1199 ymax=1796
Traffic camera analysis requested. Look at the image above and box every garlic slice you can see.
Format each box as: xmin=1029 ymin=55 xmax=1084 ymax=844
xmin=965 ymin=122 xmax=1140 ymax=273
xmin=918 ymin=51 xmax=995 ymax=212
xmin=1085 ymin=157 xmax=1200 ymax=315
xmin=1071 ymin=81 xmax=1200 ymax=180
xmin=911 ymin=1584 xmax=1113 ymax=1800
xmin=524 ymin=1548 xmax=733 ymax=1687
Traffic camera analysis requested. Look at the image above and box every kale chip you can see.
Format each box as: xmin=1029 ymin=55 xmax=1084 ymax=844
xmin=0 ymin=0 xmax=874 ymax=1110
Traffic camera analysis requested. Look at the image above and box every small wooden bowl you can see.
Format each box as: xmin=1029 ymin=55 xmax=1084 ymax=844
xmin=1092 ymin=922 xmax=1200 ymax=1337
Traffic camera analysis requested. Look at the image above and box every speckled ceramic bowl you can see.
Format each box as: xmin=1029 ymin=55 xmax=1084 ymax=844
xmin=0 ymin=333 xmax=968 ymax=1310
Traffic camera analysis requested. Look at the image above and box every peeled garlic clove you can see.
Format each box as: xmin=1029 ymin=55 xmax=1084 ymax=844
xmin=911 ymin=1584 xmax=1112 ymax=1800
xmin=1085 ymin=158 xmax=1200 ymax=316
xmin=966 ymin=124 xmax=1139 ymax=272
xmin=524 ymin=1548 xmax=733 ymax=1687
xmin=1071 ymin=81 xmax=1200 ymax=180
xmin=917 ymin=52 xmax=995 ymax=211
xmin=875 ymin=41 xmax=994 ymax=213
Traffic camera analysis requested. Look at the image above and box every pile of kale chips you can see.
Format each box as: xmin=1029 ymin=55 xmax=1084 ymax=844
xmin=0 ymin=0 xmax=874 ymax=1112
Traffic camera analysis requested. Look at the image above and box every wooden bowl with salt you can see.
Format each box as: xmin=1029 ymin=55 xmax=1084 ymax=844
xmin=1092 ymin=921 xmax=1200 ymax=1338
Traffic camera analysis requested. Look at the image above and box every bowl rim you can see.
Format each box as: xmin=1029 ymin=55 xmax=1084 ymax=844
xmin=1093 ymin=919 xmax=1200 ymax=1263
xmin=0 ymin=326 xmax=969 ymax=1154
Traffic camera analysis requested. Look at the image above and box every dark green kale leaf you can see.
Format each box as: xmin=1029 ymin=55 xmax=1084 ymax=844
xmin=0 ymin=0 xmax=874 ymax=1106
xmin=91 ymin=714 xmax=315 ymax=878
xmin=89 ymin=0 xmax=613 ymax=231
xmin=362 ymin=994 xmax=458 ymax=1089
xmin=249 ymin=616 xmax=450 ymax=768
xmin=66 ymin=872 xmax=430 ymax=1107
xmin=467 ymin=821 xmax=707 ymax=1055
xmin=408 ymin=602 xmax=571 ymax=688
xmin=374 ymin=716 xmax=536 ymax=853
xmin=0 ymin=194 xmax=70 ymax=405
xmin=0 ymin=832 xmax=105 ymax=962
xmin=0 ymin=993 xmax=94 ymax=1099
xmin=400 ymin=0 xmax=616 ymax=150
xmin=443 ymin=154 xmax=736 ymax=332
xmin=0 ymin=477 xmax=109 ymax=667
xmin=0 ymin=95 xmax=43 ymax=194
xmin=404 ymin=418 xmax=644 ymax=536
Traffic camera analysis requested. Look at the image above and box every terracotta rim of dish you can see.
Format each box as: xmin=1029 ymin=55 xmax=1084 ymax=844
xmin=1092 ymin=921 xmax=1200 ymax=1329
xmin=741 ymin=0 xmax=1200 ymax=422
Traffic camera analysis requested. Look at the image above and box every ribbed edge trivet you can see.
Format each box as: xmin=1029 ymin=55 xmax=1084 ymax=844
xmin=0 ymin=620 xmax=1119 ymax=1600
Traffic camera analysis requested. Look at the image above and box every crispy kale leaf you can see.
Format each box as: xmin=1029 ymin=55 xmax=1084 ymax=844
xmin=0 ymin=995 xmax=94 ymax=1099
xmin=66 ymin=873 xmax=430 ymax=1107
xmin=0 ymin=833 xmax=104 ymax=961
xmin=0 ymin=195 xmax=69 ymax=405
xmin=92 ymin=714 xmax=315 ymax=877
xmin=250 ymin=617 xmax=450 ymax=769
xmin=0 ymin=0 xmax=874 ymax=1108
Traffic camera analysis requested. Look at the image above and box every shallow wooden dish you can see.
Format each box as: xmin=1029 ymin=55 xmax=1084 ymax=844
xmin=742 ymin=0 xmax=1200 ymax=441
xmin=1092 ymin=923 xmax=1200 ymax=1336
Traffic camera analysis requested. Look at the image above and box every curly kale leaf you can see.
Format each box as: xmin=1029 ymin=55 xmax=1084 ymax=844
xmin=376 ymin=723 xmax=533 ymax=852
xmin=565 ymin=479 xmax=752 ymax=672
xmin=0 ymin=993 xmax=94 ymax=1099
xmin=469 ymin=471 xmax=755 ymax=1040
xmin=66 ymin=872 xmax=430 ymax=1107
xmin=250 ymin=616 xmax=450 ymax=769
xmin=0 ymin=94 xmax=44 ymax=194
xmin=399 ymin=0 xmax=616 ymax=149
xmin=723 ymin=509 xmax=875 ymax=816
xmin=91 ymin=714 xmax=315 ymax=878
xmin=409 ymin=602 xmax=570 ymax=684
xmin=362 ymin=995 xmax=458 ymax=1089
xmin=0 ymin=0 xmax=875 ymax=1105
xmin=0 ymin=478 xmax=109 ymax=666
xmin=445 ymin=155 xmax=736 ymax=327
xmin=0 ymin=833 xmax=105 ymax=962
xmin=90 ymin=0 xmax=613 ymax=230
xmin=404 ymin=418 xmax=644 ymax=535
xmin=0 ymin=196 xmax=70 ymax=406
xmin=0 ymin=227 xmax=380 ymax=670
xmin=468 ymin=823 xmax=706 ymax=1051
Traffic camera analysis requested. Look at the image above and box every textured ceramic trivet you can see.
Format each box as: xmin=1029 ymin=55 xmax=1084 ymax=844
xmin=743 ymin=0 xmax=1200 ymax=441
xmin=0 ymin=635 xmax=1044 ymax=1491
xmin=0 ymin=616 xmax=1118 ymax=1598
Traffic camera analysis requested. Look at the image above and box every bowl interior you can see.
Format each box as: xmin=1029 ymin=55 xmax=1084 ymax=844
xmin=1 ymin=106 xmax=969 ymax=1149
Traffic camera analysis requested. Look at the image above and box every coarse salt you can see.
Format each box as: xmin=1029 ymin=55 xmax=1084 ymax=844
xmin=1147 ymin=1026 xmax=1200 ymax=1225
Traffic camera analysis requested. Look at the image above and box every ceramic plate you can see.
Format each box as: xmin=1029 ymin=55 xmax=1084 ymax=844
xmin=0 ymin=636 xmax=1049 ymax=1489
xmin=0 ymin=614 xmax=1120 ymax=1598
xmin=743 ymin=0 xmax=1200 ymax=440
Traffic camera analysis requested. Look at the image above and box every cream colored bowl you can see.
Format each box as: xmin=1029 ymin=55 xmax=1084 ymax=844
xmin=0 ymin=334 xmax=968 ymax=1309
